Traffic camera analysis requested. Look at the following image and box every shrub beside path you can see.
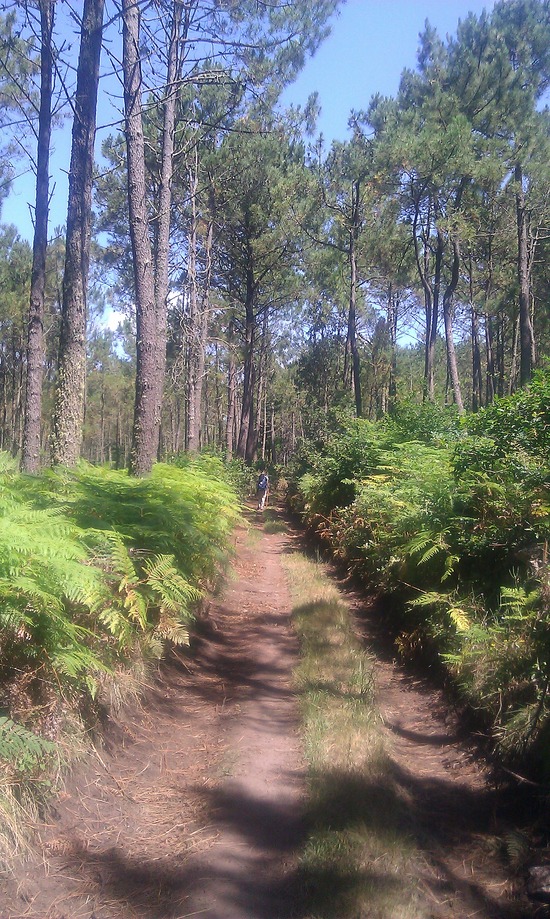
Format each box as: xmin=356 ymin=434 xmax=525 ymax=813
xmin=1 ymin=506 xmax=537 ymax=918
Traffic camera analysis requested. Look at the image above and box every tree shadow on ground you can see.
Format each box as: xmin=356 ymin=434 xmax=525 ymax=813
xmin=297 ymin=761 xmax=533 ymax=919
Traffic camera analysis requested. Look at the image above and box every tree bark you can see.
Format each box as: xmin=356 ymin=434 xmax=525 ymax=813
xmin=193 ymin=214 xmax=212 ymax=448
xmin=237 ymin=260 xmax=256 ymax=460
xmin=186 ymin=159 xmax=199 ymax=452
xmin=345 ymin=180 xmax=362 ymax=417
xmin=21 ymin=0 xmax=54 ymax=473
xmin=467 ymin=257 xmax=483 ymax=412
xmin=186 ymin=155 xmax=212 ymax=453
xmin=225 ymin=318 xmax=236 ymax=461
xmin=441 ymin=229 xmax=464 ymax=414
xmin=515 ymin=163 xmax=536 ymax=386
xmin=509 ymin=315 xmax=519 ymax=394
xmin=485 ymin=315 xmax=497 ymax=405
xmin=51 ymin=0 xmax=104 ymax=466
xmin=413 ymin=199 xmax=438 ymax=403
xmin=471 ymin=307 xmax=483 ymax=412
xmin=387 ymin=283 xmax=398 ymax=412
xmin=124 ymin=0 xmax=160 ymax=475
xmin=126 ymin=0 xmax=183 ymax=475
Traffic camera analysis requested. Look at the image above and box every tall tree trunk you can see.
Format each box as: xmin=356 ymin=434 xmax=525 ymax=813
xmin=423 ymin=230 xmax=442 ymax=403
xmin=485 ymin=313 xmax=495 ymax=404
xmin=21 ymin=0 xmax=54 ymax=474
xmin=125 ymin=0 xmax=182 ymax=475
xmin=237 ymin=264 xmax=256 ymax=460
xmin=471 ymin=307 xmax=483 ymax=412
xmin=413 ymin=200 xmax=438 ymax=402
xmin=441 ymin=230 xmax=464 ymax=414
xmin=214 ymin=343 xmax=224 ymax=447
xmin=346 ymin=180 xmax=362 ymax=417
xmin=51 ymin=0 xmax=104 ymax=466
xmin=255 ymin=307 xmax=269 ymax=461
xmin=124 ymin=0 xmax=159 ymax=475
xmin=12 ymin=331 xmax=24 ymax=455
xmin=515 ymin=163 xmax=536 ymax=386
xmin=186 ymin=156 xmax=212 ymax=453
xmin=387 ymin=283 xmax=398 ymax=412
xmin=496 ymin=311 xmax=505 ymax=397
xmin=153 ymin=0 xmax=182 ymax=450
xmin=468 ymin=258 xmax=483 ymax=412
xmin=270 ymin=404 xmax=276 ymax=465
xmin=186 ymin=160 xmax=199 ymax=452
xmin=509 ymin=315 xmax=519 ymax=395
xmin=225 ymin=319 xmax=236 ymax=461
xmin=99 ymin=378 xmax=106 ymax=462
xmin=192 ymin=287 xmax=209 ymax=451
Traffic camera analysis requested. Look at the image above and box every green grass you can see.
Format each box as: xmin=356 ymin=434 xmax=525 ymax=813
xmin=283 ymin=551 xmax=431 ymax=919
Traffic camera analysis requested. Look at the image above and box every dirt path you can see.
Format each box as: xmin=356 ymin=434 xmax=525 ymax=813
xmin=1 ymin=508 xmax=537 ymax=919
xmin=3 ymin=511 xmax=306 ymax=919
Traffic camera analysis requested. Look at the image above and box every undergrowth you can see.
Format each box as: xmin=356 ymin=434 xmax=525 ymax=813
xmin=288 ymin=372 xmax=550 ymax=777
xmin=0 ymin=452 xmax=240 ymax=868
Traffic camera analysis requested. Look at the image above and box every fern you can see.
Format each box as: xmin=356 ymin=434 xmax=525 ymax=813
xmin=409 ymin=589 xmax=473 ymax=633
xmin=406 ymin=531 xmax=440 ymax=557
xmin=448 ymin=607 xmax=472 ymax=633
xmin=409 ymin=590 xmax=449 ymax=609
xmin=143 ymin=554 xmax=202 ymax=647
xmin=500 ymin=585 xmax=541 ymax=617
xmin=143 ymin=554 xmax=201 ymax=611
xmin=0 ymin=454 xmax=239 ymax=720
xmin=0 ymin=717 xmax=56 ymax=774
xmin=405 ymin=529 xmax=457 ymax=578
xmin=154 ymin=621 xmax=191 ymax=647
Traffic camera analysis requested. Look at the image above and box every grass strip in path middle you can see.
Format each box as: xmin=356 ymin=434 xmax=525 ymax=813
xmin=282 ymin=549 xmax=428 ymax=919
xmin=280 ymin=538 xmax=532 ymax=919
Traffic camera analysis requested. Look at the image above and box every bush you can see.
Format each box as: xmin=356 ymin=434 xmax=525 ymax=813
xmin=0 ymin=456 xmax=240 ymax=717
xmin=289 ymin=395 xmax=550 ymax=774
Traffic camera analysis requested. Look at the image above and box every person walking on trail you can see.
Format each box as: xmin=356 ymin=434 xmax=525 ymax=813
xmin=256 ymin=470 xmax=269 ymax=509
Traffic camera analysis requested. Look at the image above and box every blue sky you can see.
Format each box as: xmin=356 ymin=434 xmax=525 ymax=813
xmin=2 ymin=0 xmax=495 ymax=243
xmin=280 ymin=0 xmax=496 ymax=141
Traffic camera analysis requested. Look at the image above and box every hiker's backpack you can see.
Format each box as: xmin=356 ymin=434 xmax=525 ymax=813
xmin=257 ymin=474 xmax=268 ymax=490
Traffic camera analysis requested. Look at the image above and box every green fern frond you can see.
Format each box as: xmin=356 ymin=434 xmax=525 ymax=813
xmin=3 ymin=576 xmax=64 ymax=615
xmin=448 ymin=607 xmax=472 ymax=633
xmin=441 ymin=555 xmax=459 ymax=582
xmin=140 ymin=633 xmax=165 ymax=660
xmin=0 ymin=604 xmax=27 ymax=633
xmin=419 ymin=543 xmax=445 ymax=565
xmin=86 ymin=528 xmax=138 ymax=582
xmin=409 ymin=591 xmax=448 ymax=608
xmin=405 ymin=531 xmax=437 ymax=556
xmin=97 ymin=605 xmax=134 ymax=644
xmin=154 ymin=622 xmax=191 ymax=646
xmin=0 ymin=717 xmax=56 ymax=773
xmin=501 ymin=586 xmax=528 ymax=603
xmin=500 ymin=585 xmax=541 ymax=615
xmin=122 ymin=588 xmax=148 ymax=628
xmin=50 ymin=644 xmax=107 ymax=680
xmin=143 ymin=554 xmax=202 ymax=614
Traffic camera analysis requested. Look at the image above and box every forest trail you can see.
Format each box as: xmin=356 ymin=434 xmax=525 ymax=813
xmin=2 ymin=507 xmax=535 ymax=918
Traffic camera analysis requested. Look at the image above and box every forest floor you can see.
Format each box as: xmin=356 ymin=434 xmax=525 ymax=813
xmin=0 ymin=505 xmax=543 ymax=919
